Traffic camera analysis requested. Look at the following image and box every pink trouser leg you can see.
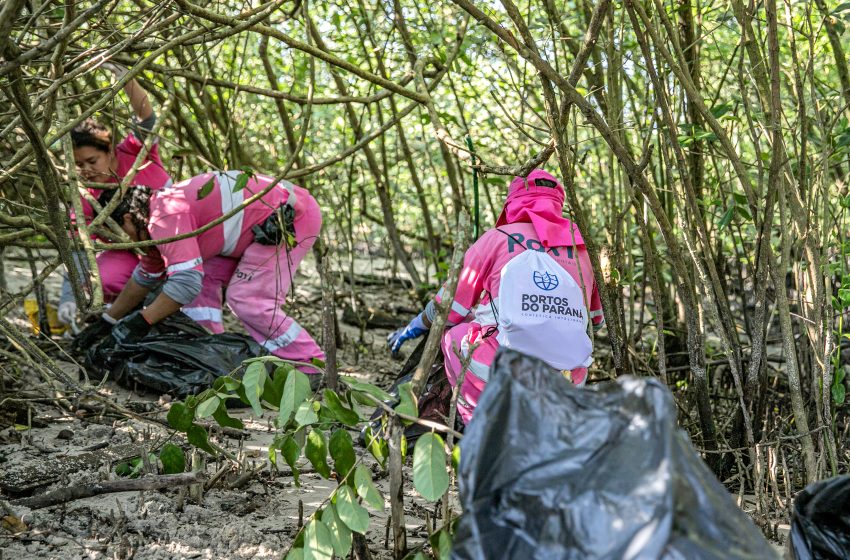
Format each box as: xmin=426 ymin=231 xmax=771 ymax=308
xmin=442 ymin=324 xmax=590 ymax=424
xmin=181 ymin=256 xmax=238 ymax=333
xmin=225 ymin=195 xmax=324 ymax=374
xmin=96 ymin=250 xmax=140 ymax=302
xmin=442 ymin=323 xmax=498 ymax=425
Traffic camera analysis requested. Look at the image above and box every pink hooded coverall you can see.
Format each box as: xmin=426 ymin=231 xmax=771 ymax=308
xmin=78 ymin=134 xmax=173 ymax=299
xmin=435 ymin=170 xmax=604 ymax=424
xmin=137 ymin=171 xmax=325 ymax=374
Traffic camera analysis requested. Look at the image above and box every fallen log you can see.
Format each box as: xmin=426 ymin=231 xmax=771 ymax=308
xmin=0 ymin=442 xmax=144 ymax=495
xmin=342 ymin=303 xmax=407 ymax=329
xmin=12 ymin=471 xmax=206 ymax=510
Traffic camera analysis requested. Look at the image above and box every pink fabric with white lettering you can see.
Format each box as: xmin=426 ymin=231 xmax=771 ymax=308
xmin=437 ymin=221 xmax=603 ymax=424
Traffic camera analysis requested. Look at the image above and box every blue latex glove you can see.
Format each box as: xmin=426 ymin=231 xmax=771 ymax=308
xmin=111 ymin=310 xmax=152 ymax=345
xmin=387 ymin=313 xmax=428 ymax=357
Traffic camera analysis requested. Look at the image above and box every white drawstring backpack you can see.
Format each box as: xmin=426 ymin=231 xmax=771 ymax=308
xmin=495 ymin=245 xmax=593 ymax=371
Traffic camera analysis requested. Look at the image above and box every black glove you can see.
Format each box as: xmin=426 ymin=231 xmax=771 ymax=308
xmin=111 ymin=310 xmax=152 ymax=345
xmin=72 ymin=314 xmax=115 ymax=353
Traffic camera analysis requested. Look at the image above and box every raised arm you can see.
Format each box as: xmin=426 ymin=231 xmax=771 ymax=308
xmin=103 ymin=63 xmax=154 ymax=123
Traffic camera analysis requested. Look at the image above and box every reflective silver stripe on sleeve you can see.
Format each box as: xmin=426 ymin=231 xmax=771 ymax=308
xmin=161 ymin=178 xmax=173 ymax=189
xmin=217 ymin=171 xmax=245 ymax=256
xmin=279 ymin=179 xmax=298 ymax=207
xmin=450 ymin=300 xmax=470 ymax=317
xmin=138 ymin=268 xmax=165 ymax=280
xmin=167 ymin=257 xmax=202 ymax=274
xmin=261 ymin=320 xmax=303 ymax=352
xmin=467 ymin=359 xmax=491 ymax=382
xmin=589 ymin=309 xmax=604 ymax=319
xmin=182 ymin=306 xmax=223 ymax=324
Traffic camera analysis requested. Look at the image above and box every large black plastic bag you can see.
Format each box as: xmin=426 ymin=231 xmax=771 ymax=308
xmin=452 ymin=348 xmax=776 ymax=560
xmin=789 ymin=475 xmax=850 ymax=559
xmin=85 ymin=312 xmax=265 ymax=398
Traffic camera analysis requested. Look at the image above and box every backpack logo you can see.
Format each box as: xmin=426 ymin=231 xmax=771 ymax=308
xmin=532 ymin=270 xmax=559 ymax=291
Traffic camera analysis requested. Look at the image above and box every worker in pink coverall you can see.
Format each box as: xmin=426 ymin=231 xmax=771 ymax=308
xmin=388 ymin=169 xmax=604 ymax=424
xmin=76 ymin=171 xmax=325 ymax=384
xmin=58 ymin=63 xmax=173 ymax=325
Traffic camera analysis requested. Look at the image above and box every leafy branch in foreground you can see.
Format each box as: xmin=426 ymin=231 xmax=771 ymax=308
xmin=167 ymin=356 xmax=455 ymax=559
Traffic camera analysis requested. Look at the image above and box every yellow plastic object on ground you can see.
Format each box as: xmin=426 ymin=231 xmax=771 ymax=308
xmin=23 ymin=298 xmax=68 ymax=336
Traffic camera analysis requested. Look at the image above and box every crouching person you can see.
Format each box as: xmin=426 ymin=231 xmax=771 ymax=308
xmin=76 ymin=171 xmax=325 ymax=386
xmin=388 ymin=169 xmax=604 ymax=424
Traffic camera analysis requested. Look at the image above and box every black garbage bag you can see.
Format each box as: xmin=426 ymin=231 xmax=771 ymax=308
xmin=452 ymin=348 xmax=776 ymax=560
xmin=789 ymin=475 xmax=850 ymax=560
xmin=84 ymin=312 xmax=265 ymax=398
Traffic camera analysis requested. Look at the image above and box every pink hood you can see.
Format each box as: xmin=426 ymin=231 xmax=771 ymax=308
xmin=496 ymin=169 xmax=583 ymax=248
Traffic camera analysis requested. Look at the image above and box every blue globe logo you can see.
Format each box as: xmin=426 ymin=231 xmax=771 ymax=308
xmin=533 ymin=270 xmax=559 ymax=291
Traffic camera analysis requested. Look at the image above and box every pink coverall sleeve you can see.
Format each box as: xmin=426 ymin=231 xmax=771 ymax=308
xmin=434 ymin=243 xmax=489 ymax=327
xmin=148 ymin=212 xmax=204 ymax=277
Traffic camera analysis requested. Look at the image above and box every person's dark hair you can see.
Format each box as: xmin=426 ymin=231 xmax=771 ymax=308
xmin=101 ymin=186 xmax=151 ymax=235
xmin=71 ymin=118 xmax=113 ymax=152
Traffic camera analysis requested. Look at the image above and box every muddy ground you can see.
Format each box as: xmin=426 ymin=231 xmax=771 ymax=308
xmin=0 ymin=252 xmax=445 ymax=559
xmin=0 ymin=251 xmax=789 ymax=559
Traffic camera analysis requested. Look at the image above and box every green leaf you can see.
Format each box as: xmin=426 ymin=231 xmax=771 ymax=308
xmin=167 ymin=402 xmax=194 ymax=432
xmin=832 ymin=382 xmax=846 ymax=405
xmin=212 ymin=401 xmax=244 ymax=430
xmin=354 ymin=465 xmax=384 ymax=510
xmin=451 ymin=445 xmax=461 ymax=473
xmin=295 ymin=401 xmax=320 ymax=426
xmin=329 ymin=429 xmax=356 ymax=484
xmin=284 ymin=549 xmax=304 ymax=560
xmin=718 ymin=205 xmax=735 ymax=229
xmin=363 ymin=426 xmax=388 ymax=468
xmin=413 ymin=432 xmax=449 ymax=501
xmin=280 ymin=434 xmax=302 ymax=486
xmin=401 ymin=434 xmax=408 ymax=463
xmin=280 ymin=370 xmax=313 ymax=425
xmin=213 ymin=375 xmax=242 ymax=392
xmin=243 ymin=361 xmax=267 ymax=417
xmin=334 ymin=486 xmax=369 ymax=533
xmin=264 ymin=365 xmax=292 ymax=407
xmin=320 ymin=504 xmax=352 ymax=557
xmin=429 ymin=528 xmax=453 ymax=560
xmin=195 ymin=396 xmax=221 ymax=419
xmin=196 ymin=176 xmax=215 ymax=200
xmin=115 ymin=456 xmax=145 ymax=478
xmin=187 ymin=425 xmax=216 ymax=455
xmin=305 ymin=429 xmax=331 ymax=478
xmin=303 ymin=519 xmax=334 ymax=560
xmin=324 ymin=389 xmax=361 ymax=426
xmin=232 ymin=172 xmax=251 ymax=194
xmin=396 ymin=383 xmax=418 ymax=419
xmin=159 ymin=443 xmax=185 ymax=474
xmin=709 ymin=102 xmax=733 ymax=119
xmin=340 ymin=375 xmax=393 ymax=401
